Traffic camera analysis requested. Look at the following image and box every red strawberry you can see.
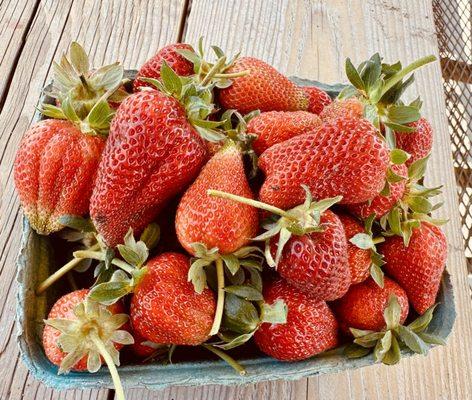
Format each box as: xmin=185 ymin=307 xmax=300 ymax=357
xmin=333 ymin=277 xmax=409 ymax=333
xmin=43 ymin=289 xmax=132 ymax=398
xmin=300 ymin=86 xmax=332 ymax=115
xmin=254 ymin=279 xmax=339 ymax=361
xmin=133 ymin=43 xmax=194 ymax=91
xmin=247 ymin=111 xmax=322 ymax=155
xmin=380 ymin=222 xmax=447 ymax=314
xmin=14 ymin=119 xmax=106 ymax=235
xmin=130 ymin=253 xmax=216 ymax=345
xmin=395 ymin=117 xmax=433 ymax=166
xmin=320 ymin=98 xmax=364 ymax=123
xmin=348 ymin=163 xmax=408 ymax=219
xmin=258 ymin=117 xmax=390 ymax=209
xmin=218 ymin=57 xmax=308 ymax=114
xmin=338 ymin=213 xmax=372 ymax=284
xmin=90 ymin=89 xmax=208 ymax=247
xmin=175 ymin=141 xmax=258 ymax=255
xmin=270 ymin=210 xmax=350 ymax=301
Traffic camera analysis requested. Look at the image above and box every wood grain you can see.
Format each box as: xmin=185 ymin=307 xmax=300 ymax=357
xmin=0 ymin=1 xmax=185 ymax=399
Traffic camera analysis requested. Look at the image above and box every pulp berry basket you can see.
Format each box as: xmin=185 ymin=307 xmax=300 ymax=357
xmin=16 ymin=73 xmax=456 ymax=390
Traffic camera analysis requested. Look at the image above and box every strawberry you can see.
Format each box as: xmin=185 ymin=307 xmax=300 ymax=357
xmin=133 ymin=43 xmax=194 ymax=91
xmin=14 ymin=100 xmax=112 ymax=235
xmin=50 ymin=42 xmax=127 ymax=118
xmin=43 ymin=289 xmax=133 ymax=399
xmin=130 ymin=252 xmax=216 ymax=345
xmin=217 ymin=57 xmax=309 ymax=114
xmin=175 ymin=141 xmax=258 ymax=255
xmin=395 ymin=117 xmax=433 ymax=166
xmin=209 ymin=187 xmax=350 ymax=301
xmin=348 ymin=163 xmax=408 ymax=220
xmin=300 ymin=86 xmax=332 ymax=115
xmin=333 ymin=277 xmax=408 ymax=333
xmin=320 ymin=97 xmax=364 ymax=123
xmin=336 ymin=280 xmax=444 ymax=365
xmin=254 ymin=279 xmax=339 ymax=361
xmin=380 ymin=222 xmax=447 ymax=314
xmin=258 ymin=117 xmax=390 ymax=209
xmin=247 ymin=111 xmax=322 ymax=155
xmin=90 ymin=88 xmax=208 ymax=247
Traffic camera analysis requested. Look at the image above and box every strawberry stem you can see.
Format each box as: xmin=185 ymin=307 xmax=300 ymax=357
xmin=209 ymin=257 xmax=225 ymax=336
xmin=111 ymin=259 xmax=135 ymax=274
xmin=36 ymin=243 xmax=101 ymax=294
xmin=201 ymin=56 xmax=227 ymax=86
xmin=207 ymin=189 xmax=296 ymax=220
xmin=89 ymin=333 xmax=125 ymax=400
xmin=372 ymin=237 xmax=385 ymax=245
xmin=213 ymin=70 xmax=249 ymax=79
xmin=202 ymin=344 xmax=246 ymax=375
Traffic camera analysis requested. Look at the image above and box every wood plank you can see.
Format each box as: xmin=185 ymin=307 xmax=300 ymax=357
xmin=0 ymin=0 xmax=186 ymax=399
xmin=0 ymin=0 xmax=40 ymax=109
xmin=177 ymin=0 xmax=472 ymax=399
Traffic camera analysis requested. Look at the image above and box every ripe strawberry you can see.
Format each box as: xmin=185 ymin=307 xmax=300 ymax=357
xmin=380 ymin=222 xmax=447 ymax=314
xmin=247 ymin=111 xmax=322 ymax=155
xmin=90 ymin=89 xmax=208 ymax=247
xmin=338 ymin=213 xmax=372 ymax=284
xmin=130 ymin=253 xmax=216 ymax=345
xmin=14 ymin=117 xmax=107 ymax=235
xmin=258 ymin=117 xmax=390 ymax=209
xmin=333 ymin=277 xmax=409 ymax=333
xmin=43 ymin=289 xmax=132 ymax=399
xmin=218 ymin=57 xmax=309 ymax=114
xmin=320 ymin=98 xmax=364 ymax=123
xmin=348 ymin=163 xmax=408 ymax=219
xmin=300 ymin=86 xmax=332 ymax=115
xmin=254 ymin=279 xmax=339 ymax=361
xmin=133 ymin=43 xmax=194 ymax=91
xmin=176 ymin=141 xmax=258 ymax=255
xmin=395 ymin=117 xmax=433 ymax=166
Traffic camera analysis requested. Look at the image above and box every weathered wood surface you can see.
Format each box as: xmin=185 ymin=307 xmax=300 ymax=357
xmin=0 ymin=0 xmax=470 ymax=399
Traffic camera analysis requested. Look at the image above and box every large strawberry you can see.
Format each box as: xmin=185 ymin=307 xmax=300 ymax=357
xmin=247 ymin=111 xmax=322 ymax=155
xmin=395 ymin=117 xmax=433 ymax=166
xmin=130 ymin=252 xmax=216 ymax=345
xmin=14 ymin=100 xmax=112 ymax=235
xmin=133 ymin=43 xmax=194 ymax=91
xmin=90 ymin=83 xmax=208 ymax=247
xmin=209 ymin=187 xmax=351 ymax=301
xmin=217 ymin=57 xmax=309 ymax=114
xmin=335 ymin=279 xmax=444 ymax=365
xmin=380 ymin=222 xmax=447 ymax=314
xmin=175 ymin=141 xmax=258 ymax=255
xmin=254 ymin=279 xmax=339 ymax=361
xmin=43 ymin=289 xmax=133 ymax=400
xmin=258 ymin=117 xmax=390 ymax=209
xmin=300 ymin=86 xmax=332 ymax=115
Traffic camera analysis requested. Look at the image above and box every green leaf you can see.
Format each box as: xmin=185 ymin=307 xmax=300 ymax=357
xmin=175 ymin=48 xmax=200 ymax=64
xmin=274 ymin=227 xmax=292 ymax=266
xmin=223 ymin=293 xmax=259 ymax=334
xmin=384 ymin=121 xmax=416 ymax=133
xmin=117 ymin=245 xmax=141 ymax=267
xmin=160 ymin=61 xmax=182 ymax=95
xmin=350 ymin=327 xmax=375 ymax=338
xmin=350 ymin=233 xmax=374 ymax=250
xmin=374 ymin=330 xmax=392 ymax=362
xmin=215 ymin=331 xmax=255 ymax=350
xmin=226 ymin=266 xmax=245 ymax=285
xmin=408 ymin=304 xmax=437 ymax=333
xmin=88 ymin=279 xmax=132 ymax=305
xmin=370 ymin=263 xmax=385 ymax=288
xmin=139 ymin=223 xmax=160 ymax=250
xmin=387 ymin=105 xmax=420 ymax=125
xmin=260 ymin=299 xmax=288 ymax=324
xmin=344 ymin=343 xmax=372 ymax=359
xmin=246 ymin=267 xmax=262 ymax=291
xmin=382 ymin=334 xmax=401 ymax=365
xmin=387 ymin=208 xmax=402 ymax=236
xmin=408 ymin=155 xmax=430 ymax=181
xmin=69 ymin=42 xmax=90 ymax=74
xmin=40 ymin=104 xmax=67 ymax=119
xmin=408 ymin=195 xmax=432 ymax=214
xmin=313 ymin=195 xmax=343 ymax=214
xmin=188 ymin=258 xmax=210 ymax=294
xmin=396 ymin=325 xmax=429 ymax=354
xmin=360 ymin=54 xmax=382 ymax=92
xmin=386 ymin=167 xmax=406 ymax=183
xmin=417 ymin=332 xmax=446 ymax=345
xmin=390 ymin=149 xmax=410 ymax=165
xmin=345 ymin=58 xmax=365 ymax=90
xmin=221 ymin=254 xmax=241 ymax=275
xmin=354 ymin=331 xmax=385 ymax=348
xmin=383 ymin=295 xmax=402 ymax=330
xmin=224 ymin=285 xmax=263 ymax=301
xmin=58 ymin=215 xmax=96 ymax=232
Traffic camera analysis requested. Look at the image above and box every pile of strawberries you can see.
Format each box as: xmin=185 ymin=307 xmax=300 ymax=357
xmin=14 ymin=41 xmax=448 ymax=397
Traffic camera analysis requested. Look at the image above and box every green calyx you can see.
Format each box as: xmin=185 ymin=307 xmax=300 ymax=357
xmin=344 ymin=295 xmax=444 ymax=365
xmin=349 ymin=214 xmax=386 ymax=287
xmin=208 ymin=185 xmax=342 ymax=268
xmin=41 ymin=94 xmax=115 ymax=137
xmin=44 ymin=298 xmax=132 ymax=400
xmin=48 ymin=42 xmax=128 ymax=119
xmin=340 ymin=53 xmax=435 ymax=147
xmin=380 ymin=155 xmax=447 ymax=246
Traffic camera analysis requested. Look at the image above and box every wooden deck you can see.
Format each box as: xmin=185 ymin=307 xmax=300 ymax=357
xmin=0 ymin=1 xmax=471 ymax=399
